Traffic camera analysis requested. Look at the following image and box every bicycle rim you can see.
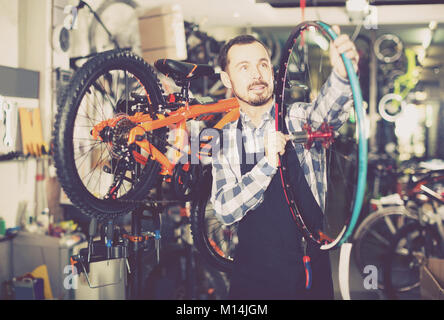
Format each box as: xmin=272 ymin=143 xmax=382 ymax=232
xmin=383 ymin=222 xmax=442 ymax=299
xmin=352 ymin=206 xmax=417 ymax=290
xmin=275 ymin=21 xmax=367 ymax=250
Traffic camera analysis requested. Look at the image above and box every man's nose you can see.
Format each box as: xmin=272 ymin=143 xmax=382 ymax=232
xmin=250 ymin=66 xmax=263 ymax=80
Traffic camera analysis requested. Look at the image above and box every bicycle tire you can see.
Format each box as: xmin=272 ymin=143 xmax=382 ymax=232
xmin=88 ymin=0 xmax=139 ymax=54
xmin=190 ymin=166 xmax=237 ymax=273
xmin=383 ymin=222 xmax=442 ymax=299
xmin=275 ymin=21 xmax=367 ymax=250
xmin=52 ymin=49 xmax=166 ymax=219
xmin=352 ymin=205 xmax=417 ymax=290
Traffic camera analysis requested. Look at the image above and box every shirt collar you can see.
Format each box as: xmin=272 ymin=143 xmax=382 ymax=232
xmin=239 ymin=98 xmax=276 ymax=130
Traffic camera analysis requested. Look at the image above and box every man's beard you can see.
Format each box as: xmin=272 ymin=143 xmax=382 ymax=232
xmin=232 ymin=81 xmax=273 ymax=106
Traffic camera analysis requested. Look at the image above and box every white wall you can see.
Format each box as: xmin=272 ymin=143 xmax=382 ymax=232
xmin=0 ymin=0 xmax=19 ymax=68
xmin=0 ymin=159 xmax=38 ymax=228
xmin=0 ymin=0 xmax=55 ymax=228
xmin=18 ymin=0 xmax=53 ymax=145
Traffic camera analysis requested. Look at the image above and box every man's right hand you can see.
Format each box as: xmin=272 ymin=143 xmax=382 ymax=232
xmin=265 ymin=130 xmax=289 ymax=168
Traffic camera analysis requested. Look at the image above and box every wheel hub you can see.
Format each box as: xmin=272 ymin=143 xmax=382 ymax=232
xmin=111 ymin=117 xmax=136 ymax=159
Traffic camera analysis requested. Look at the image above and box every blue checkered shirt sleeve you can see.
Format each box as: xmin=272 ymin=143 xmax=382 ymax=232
xmin=210 ymin=143 xmax=277 ymax=225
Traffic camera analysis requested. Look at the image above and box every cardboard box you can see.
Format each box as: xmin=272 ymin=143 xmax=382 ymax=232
xmin=138 ymin=4 xmax=187 ymax=64
xmin=420 ymin=257 xmax=444 ymax=300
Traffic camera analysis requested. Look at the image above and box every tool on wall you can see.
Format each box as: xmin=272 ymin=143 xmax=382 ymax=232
xmin=0 ymin=96 xmax=19 ymax=155
xmin=18 ymin=107 xmax=48 ymax=157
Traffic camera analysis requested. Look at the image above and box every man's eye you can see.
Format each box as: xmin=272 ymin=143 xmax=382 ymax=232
xmin=240 ymin=65 xmax=248 ymax=71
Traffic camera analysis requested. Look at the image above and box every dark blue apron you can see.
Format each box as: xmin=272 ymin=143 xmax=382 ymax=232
xmin=228 ymin=119 xmax=334 ymax=300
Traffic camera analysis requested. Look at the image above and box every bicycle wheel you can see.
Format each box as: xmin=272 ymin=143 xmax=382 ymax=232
xmin=88 ymin=0 xmax=139 ymax=54
xmin=53 ymin=50 xmax=166 ymax=219
xmin=352 ymin=206 xmax=417 ymax=290
xmin=383 ymin=222 xmax=443 ymax=299
xmin=190 ymin=166 xmax=238 ymax=273
xmin=275 ymin=21 xmax=367 ymax=250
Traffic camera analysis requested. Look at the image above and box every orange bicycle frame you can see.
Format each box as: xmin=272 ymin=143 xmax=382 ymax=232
xmin=95 ymin=97 xmax=240 ymax=175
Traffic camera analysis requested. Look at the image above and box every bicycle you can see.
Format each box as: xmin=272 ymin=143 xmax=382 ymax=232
xmin=383 ymin=169 xmax=444 ymax=299
xmin=87 ymin=0 xmax=139 ymax=55
xmin=52 ymin=21 xmax=366 ymax=274
xmin=352 ymin=162 xmax=444 ymax=297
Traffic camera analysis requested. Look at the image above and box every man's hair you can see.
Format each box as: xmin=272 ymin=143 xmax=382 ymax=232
xmin=218 ymin=35 xmax=268 ymax=71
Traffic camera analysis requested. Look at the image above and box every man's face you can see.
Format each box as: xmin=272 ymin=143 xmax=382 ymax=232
xmin=223 ymin=42 xmax=274 ymax=107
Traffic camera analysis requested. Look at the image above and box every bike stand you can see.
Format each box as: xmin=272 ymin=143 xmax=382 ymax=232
xmin=126 ymin=203 xmax=162 ymax=300
xmin=69 ymin=202 xmax=165 ymax=300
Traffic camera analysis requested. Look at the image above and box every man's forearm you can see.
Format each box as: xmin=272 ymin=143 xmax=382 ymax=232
xmin=212 ymin=156 xmax=277 ymax=225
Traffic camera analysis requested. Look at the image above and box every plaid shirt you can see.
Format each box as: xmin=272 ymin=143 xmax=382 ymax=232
xmin=210 ymin=71 xmax=353 ymax=225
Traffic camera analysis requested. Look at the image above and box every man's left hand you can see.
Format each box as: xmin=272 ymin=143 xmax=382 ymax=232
xmin=329 ymin=25 xmax=359 ymax=79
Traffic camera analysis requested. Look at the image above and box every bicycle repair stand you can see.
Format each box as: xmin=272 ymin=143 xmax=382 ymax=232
xmin=70 ymin=203 xmax=163 ymax=300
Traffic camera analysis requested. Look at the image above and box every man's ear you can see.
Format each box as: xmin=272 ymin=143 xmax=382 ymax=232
xmin=220 ymin=71 xmax=232 ymax=89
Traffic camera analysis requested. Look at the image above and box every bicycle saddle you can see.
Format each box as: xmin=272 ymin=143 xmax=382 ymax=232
xmin=154 ymin=59 xmax=214 ymax=83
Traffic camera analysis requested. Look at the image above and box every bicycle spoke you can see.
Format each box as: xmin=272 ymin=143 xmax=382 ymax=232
xmin=95 ymin=77 xmax=116 ymax=115
xmin=82 ymin=147 xmax=108 ymax=186
xmin=368 ymin=229 xmax=391 ymax=247
xmin=73 ymin=141 xmax=103 ymax=160
xmin=384 ymin=215 xmax=398 ymax=235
